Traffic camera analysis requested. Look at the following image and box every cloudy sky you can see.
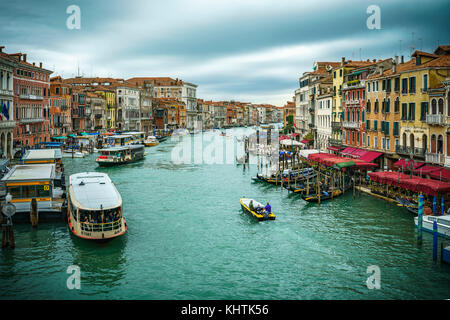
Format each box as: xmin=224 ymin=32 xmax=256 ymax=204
xmin=1 ymin=0 xmax=449 ymax=105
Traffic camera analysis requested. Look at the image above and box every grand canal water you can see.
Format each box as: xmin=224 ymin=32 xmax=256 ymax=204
xmin=1 ymin=127 xmax=449 ymax=300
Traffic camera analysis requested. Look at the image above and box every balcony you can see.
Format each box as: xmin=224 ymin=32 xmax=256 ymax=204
xmin=0 ymin=120 xmax=16 ymax=129
xmin=331 ymin=121 xmax=341 ymax=131
xmin=395 ymin=145 xmax=426 ymax=158
xmin=329 ymin=138 xmax=342 ymax=146
xmin=19 ymin=94 xmax=43 ymax=100
xmin=425 ymin=152 xmax=444 ymax=164
xmin=0 ymin=89 xmax=13 ymax=97
xmin=426 ymin=114 xmax=445 ymax=125
xmin=20 ymin=118 xmax=45 ymax=124
xmin=343 ymin=79 xmax=366 ymax=90
xmin=342 ymin=121 xmax=360 ymax=129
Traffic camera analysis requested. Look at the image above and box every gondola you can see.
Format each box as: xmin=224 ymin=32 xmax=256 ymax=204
xmin=240 ymin=198 xmax=276 ymax=221
xmin=395 ymin=197 xmax=418 ymax=214
xmin=301 ymin=185 xmax=350 ymax=203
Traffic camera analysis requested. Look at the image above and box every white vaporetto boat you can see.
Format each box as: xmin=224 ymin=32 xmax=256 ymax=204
xmin=67 ymin=172 xmax=127 ymax=240
xmin=414 ymin=214 xmax=450 ymax=238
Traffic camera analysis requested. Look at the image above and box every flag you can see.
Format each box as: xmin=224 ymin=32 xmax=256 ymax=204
xmin=2 ymin=101 xmax=9 ymax=120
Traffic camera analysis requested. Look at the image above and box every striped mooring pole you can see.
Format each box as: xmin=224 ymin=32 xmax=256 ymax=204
xmin=433 ymin=195 xmax=437 ymax=214
xmin=433 ymin=220 xmax=438 ymax=261
xmin=418 ymin=194 xmax=423 ymax=244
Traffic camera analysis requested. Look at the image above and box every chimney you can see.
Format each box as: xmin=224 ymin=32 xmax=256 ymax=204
xmin=395 ymin=56 xmax=399 ymax=65
xmin=373 ymin=59 xmax=376 ymax=62
xmin=401 ymin=55 xmax=404 ymax=64
xmin=0 ymin=46 xmax=4 ymax=53
xmin=32 ymin=62 xmax=35 ymax=66
xmin=341 ymin=57 xmax=345 ymax=66
xmin=39 ymin=62 xmax=42 ymax=68
xmin=23 ymin=54 xmax=27 ymax=62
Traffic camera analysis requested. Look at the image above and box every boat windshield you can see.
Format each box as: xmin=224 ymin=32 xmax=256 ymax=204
xmin=78 ymin=208 xmax=122 ymax=232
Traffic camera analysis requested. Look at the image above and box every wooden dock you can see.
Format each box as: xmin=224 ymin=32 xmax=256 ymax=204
xmin=355 ymin=186 xmax=398 ymax=204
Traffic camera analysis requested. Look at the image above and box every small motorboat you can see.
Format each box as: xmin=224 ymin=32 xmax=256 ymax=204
xmin=414 ymin=214 xmax=450 ymax=238
xmin=144 ymin=136 xmax=159 ymax=147
xmin=240 ymin=198 xmax=276 ymax=221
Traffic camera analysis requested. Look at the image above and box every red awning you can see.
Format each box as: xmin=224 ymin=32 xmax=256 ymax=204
xmin=395 ymin=159 xmax=425 ymax=170
xmin=300 ymin=139 xmax=311 ymax=144
xmin=368 ymin=171 xmax=450 ymax=196
xmin=413 ymin=165 xmax=441 ymax=175
xmin=340 ymin=147 xmax=355 ymax=155
xmin=359 ymin=151 xmax=382 ymax=162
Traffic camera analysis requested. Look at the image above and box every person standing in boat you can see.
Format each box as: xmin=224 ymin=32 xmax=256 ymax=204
xmin=249 ymin=200 xmax=255 ymax=212
xmin=264 ymin=202 xmax=271 ymax=214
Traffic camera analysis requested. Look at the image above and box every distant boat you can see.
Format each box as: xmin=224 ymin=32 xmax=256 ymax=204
xmin=240 ymin=198 xmax=276 ymax=221
xmin=144 ymin=136 xmax=159 ymax=147
xmin=96 ymin=145 xmax=145 ymax=166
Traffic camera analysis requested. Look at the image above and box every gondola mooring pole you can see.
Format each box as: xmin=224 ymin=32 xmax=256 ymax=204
xmin=417 ymin=194 xmax=424 ymax=245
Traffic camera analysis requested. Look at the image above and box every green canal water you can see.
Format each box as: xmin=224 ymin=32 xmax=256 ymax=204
xmin=1 ymin=128 xmax=449 ymax=300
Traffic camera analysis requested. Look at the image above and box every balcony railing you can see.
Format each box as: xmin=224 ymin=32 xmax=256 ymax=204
xmin=0 ymin=120 xmax=16 ymax=129
xmin=395 ymin=145 xmax=426 ymax=158
xmin=425 ymin=152 xmax=444 ymax=164
xmin=20 ymin=118 xmax=45 ymax=124
xmin=329 ymin=138 xmax=342 ymax=146
xmin=342 ymin=121 xmax=360 ymax=129
xmin=426 ymin=114 xmax=445 ymax=125
xmin=0 ymin=89 xmax=13 ymax=96
xmin=331 ymin=121 xmax=341 ymax=131
xmin=20 ymin=94 xmax=43 ymax=100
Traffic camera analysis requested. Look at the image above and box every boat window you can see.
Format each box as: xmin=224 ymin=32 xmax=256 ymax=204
xmin=8 ymin=186 xmax=21 ymax=199
xmin=22 ymin=185 xmax=36 ymax=198
xmin=428 ymin=216 xmax=437 ymax=222
xmin=36 ymin=184 xmax=51 ymax=197
xmin=437 ymin=219 xmax=450 ymax=227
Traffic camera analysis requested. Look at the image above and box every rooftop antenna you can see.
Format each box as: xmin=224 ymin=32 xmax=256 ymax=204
xmin=418 ymin=38 xmax=423 ymax=51
xmin=409 ymin=32 xmax=415 ymax=56
xmin=398 ymin=40 xmax=402 ymax=57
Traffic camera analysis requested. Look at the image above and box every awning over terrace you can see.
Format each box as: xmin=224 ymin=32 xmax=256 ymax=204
xmin=413 ymin=165 xmax=450 ymax=182
xmin=308 ymin=153 xmax=378 ymax=169
xmin=393 ymin=159 xmax=425 ymax=170
xmin=368 ymin=171 xmax=450 ymax=196
xmin=340 ymin=147 xmax=382 ymax=162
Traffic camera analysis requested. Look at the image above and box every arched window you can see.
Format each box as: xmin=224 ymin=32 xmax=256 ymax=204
xmin=410 ymin=133 xmax=415 ymax=149
xmin=447 ymin=92 xmax=450 ymax=116
xmin=422 ymin=134 xmax=427 ymax=153
xmin=367 ymin=100 xmax=371 ymax=113
xmin=437 ymin=135 xmax=443 ymax=154
xmin=431 ymin=134 xmax=436 ymax=153
xmin=402 ymin=133 xmax=407 ymax=147
xmin=438 ymin=98 xmax=444 ymax=114
xmin=431 ymin=99 xmax=437 ymax=114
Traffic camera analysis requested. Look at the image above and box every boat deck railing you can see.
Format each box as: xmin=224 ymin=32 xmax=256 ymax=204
xmin=80 ymin=219 xmax=122 ymax=232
